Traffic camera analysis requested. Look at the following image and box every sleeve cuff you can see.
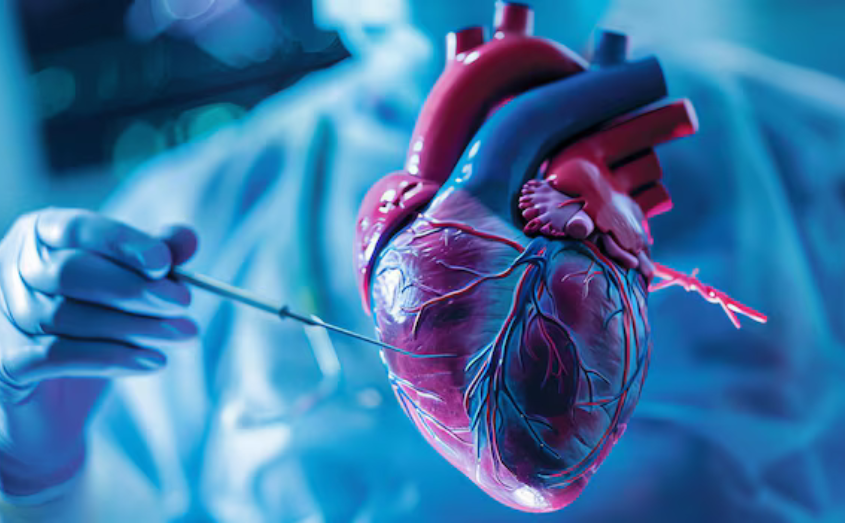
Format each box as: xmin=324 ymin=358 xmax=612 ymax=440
xmin=0 ymin=461 xmax=90 ymax=522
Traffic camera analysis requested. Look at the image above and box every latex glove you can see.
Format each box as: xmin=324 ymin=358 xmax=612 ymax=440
xmin=0 ymin=209 xmax=198 ymax=498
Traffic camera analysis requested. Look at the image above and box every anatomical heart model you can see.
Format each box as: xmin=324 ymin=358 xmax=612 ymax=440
xmin=354 ymin=2 xmax=766 ymax=513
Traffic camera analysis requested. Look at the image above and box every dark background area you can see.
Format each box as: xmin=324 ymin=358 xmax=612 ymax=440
xmin=16 ymin=0 xmax=348 ymax=176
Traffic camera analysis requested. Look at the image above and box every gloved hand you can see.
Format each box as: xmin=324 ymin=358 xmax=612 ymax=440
xmin=0 ymin=208 xmax=198 ymax=498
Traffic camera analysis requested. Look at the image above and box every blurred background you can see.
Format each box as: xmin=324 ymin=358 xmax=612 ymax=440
xmin=0 ymin=0 xmax=349 ymax=230
xmin=1 ymin=0 xmax=844 ymax=229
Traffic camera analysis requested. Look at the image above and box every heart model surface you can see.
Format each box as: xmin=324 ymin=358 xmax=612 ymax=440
xmin=354 ymin=3 xmax=766 ymax=513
